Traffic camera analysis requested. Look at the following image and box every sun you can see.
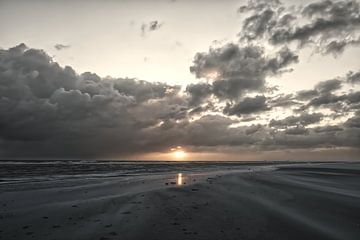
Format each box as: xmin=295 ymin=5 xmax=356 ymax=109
xmin=170 ymin=146 xmax=187 ymax=159
xmin=174 ymin=150 xmax=186 ymax=159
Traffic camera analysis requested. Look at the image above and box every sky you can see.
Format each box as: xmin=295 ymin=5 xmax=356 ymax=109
xmin=0 ymin=0 xmax=359 ymax=160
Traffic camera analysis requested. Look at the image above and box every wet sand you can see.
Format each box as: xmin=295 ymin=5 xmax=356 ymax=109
xmin=1 ymin=162 xmax=360 ymax=240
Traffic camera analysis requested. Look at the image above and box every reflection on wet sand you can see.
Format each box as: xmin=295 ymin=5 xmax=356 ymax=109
xmin=177 ymin=173 xmax=183 ymax=185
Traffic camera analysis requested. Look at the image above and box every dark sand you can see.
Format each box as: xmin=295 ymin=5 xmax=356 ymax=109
xmin=1 ymin=162 xmax=360 ymax=240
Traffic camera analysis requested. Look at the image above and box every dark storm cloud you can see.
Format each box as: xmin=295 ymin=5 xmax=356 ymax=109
xmin=183 ymin=115 xmax=262 ymax=147
xmin=261 ymin=123 xmax=359 ymax=150
xmin=347 ymin=91 xmax=360 ymax=103
xmin=296 ymin=89 xmax=319 ymax=100
xmin=239 ymin=0 xmax=360 ymax=55
xmin=186 ymin=83 xmax=212 ymax=106
xmin=315 ymin=79 xmax=343 ymax=94
xmin=238 ymin=0 xmax=281 ymax=13
xmin=112 ymin=78 xmax=180 ymax=103
xmin=292 ymin=75 xmax=360 ymax=111
xmin=141 ymin=20 xmax=163 ymax=37
xmin=1 ymin=43 xmax=78 ymax=99
xmin=0 ymin=44 xmax=185 ymax=157
xmin=187 ymin=42 xmax=297 ymax=116
xmin=292 ymin=75 xmax=360 ymax=112
xmin=188 ymin=104 xmax=215 ymax=116
xmin=223 ymin=95 xmax=269 ymax=116
xmin=278 ymin=0 xmax=360 ymax=45
xmin=346 ymin=70 xmax=360 ymax=84
xmin=323 ymin=38 xmax=360 ymax=56
xmin=313 ymin=125 xmax=343 ymax=132
xmin=239 ymin=0 xmax=291 ymax=42
xmin=190 ymin=43 xmax=298 ymax=100
xmin=0 ymin=44 xmax=359 ymax=158
xmin=245 ymin=124 xmax=263 ymax=135
xmin=268 ymin=93 xmax=300 ymax=107
xmin=284 ymin=126 xmax=309 ymax=135
xmin=266 ymin=47 xmax=299 ymax=73
xmin=307 ymin=93 xmax=347 ymax=108
xmin=344 ymin=110 xmax=360 ymax=127
xmin=54 ymin=44 xmax=70 ymax=50
xmin=269 ymin=112 xmax=324 ymax=127
xmin=241 ymin=8 xmax=277 ymax=41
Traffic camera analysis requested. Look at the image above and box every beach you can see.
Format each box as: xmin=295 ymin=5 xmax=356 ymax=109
xmin=1 ymin=161 xmax=360 ymax=240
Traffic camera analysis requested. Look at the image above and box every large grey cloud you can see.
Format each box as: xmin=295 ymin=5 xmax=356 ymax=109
xmin=315 ymin=79 xmax=343 ymax=93
xmin=186 ymin=83 xmax=212 ymax=106
xmin=189 ymin=43 xmax=298 ymax=101
xmin=269 ymin=112 xmax=324 ymax=127
xmin=0 ymin=44 xmax=185 ymax=157
xmin=0 ymin=44 xmax=359 ymax=159
xmin=347 ymin=70 xmax=360 ymax=84
xmin=223 ymin=95 xmax=269 ymax=116
xmin=345 ymin=110 xmax=360 ymax=127
xmin=292 ymin=74 xmax=360 ymax=111
xmin=239 ymin=0 xmax=360 ymax=56
xmin=268 ymin=93 xmax=301 ymax=107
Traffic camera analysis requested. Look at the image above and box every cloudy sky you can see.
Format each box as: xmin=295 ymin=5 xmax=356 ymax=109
xmin=0 ymin=0 xmax=359 ymax=160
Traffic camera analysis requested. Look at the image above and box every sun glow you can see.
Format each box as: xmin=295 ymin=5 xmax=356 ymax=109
xmin=174 ymin=150 xmax=186 ymax=159
xmin=206 ymin=71 xmax=220 ymax=80
xmin=171 ymin=146 xmax=187 ymax=159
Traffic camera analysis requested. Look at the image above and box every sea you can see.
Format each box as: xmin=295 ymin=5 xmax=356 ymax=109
xmin=0 ymin=160 xmax=281 ymax=186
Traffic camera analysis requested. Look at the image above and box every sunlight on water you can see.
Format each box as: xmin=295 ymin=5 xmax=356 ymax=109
xmin=177 ymin=173 xmax=183 ymax=185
